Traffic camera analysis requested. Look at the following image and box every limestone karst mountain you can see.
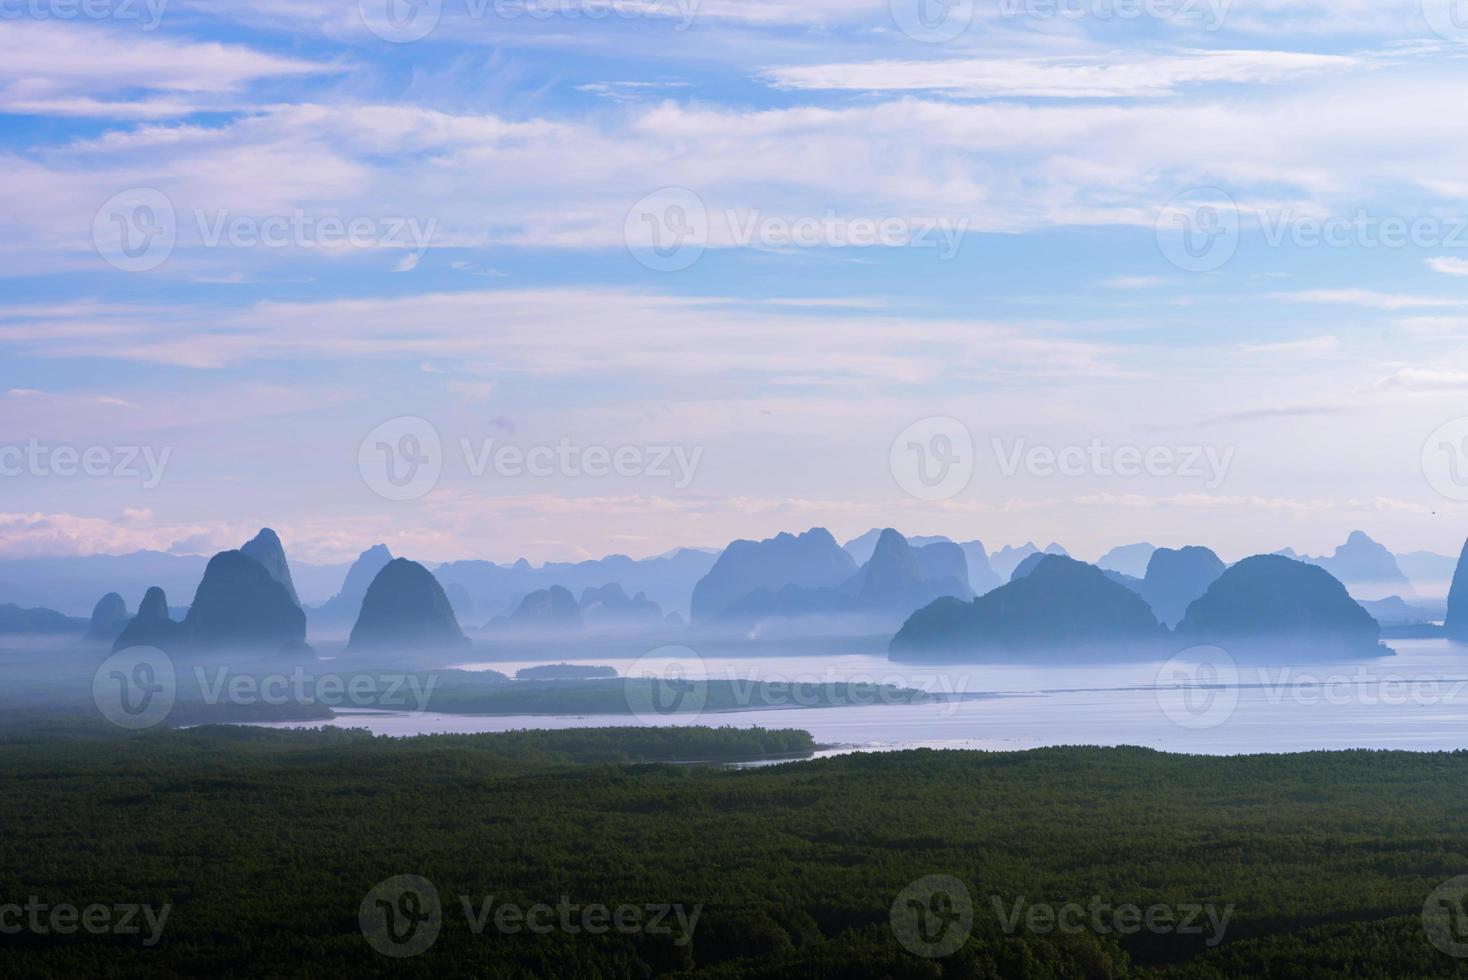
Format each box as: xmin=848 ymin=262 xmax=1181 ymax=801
xmin=84 ymin=593 xmax=129 ymax=641
xmin=1177 ymin=554 xmax=1387 ymax=659
xmin=891 ymin=555 xmax=1162 ymax=660
xmin=348 ymin=558 xmax=468 ymax=652
xmin=691 ymin=528 xmax=857 ymax=623
xmin=184 ymin=550 xmax=307 ymax=653
xmin=239 ymin=528 xmax=301 ymax=607
xmin=112 ymin=586 xmax=183 ymax=652
xmin=1137 ymin=546 xmax=1226 ymax=628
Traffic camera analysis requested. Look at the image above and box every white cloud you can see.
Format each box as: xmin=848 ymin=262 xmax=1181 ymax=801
xmin=1428 ymin=256 xmax=1468 ymax=277
xmin=764 ymin=50 xmax=1355 ymax=99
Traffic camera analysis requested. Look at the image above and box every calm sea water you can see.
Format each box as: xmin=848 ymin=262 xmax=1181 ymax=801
xmin=249 ymin=638 xmax=1468 ymax=756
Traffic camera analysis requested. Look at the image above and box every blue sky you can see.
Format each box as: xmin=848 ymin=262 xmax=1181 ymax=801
xmin=4 ymin=0 xmax=1468 ymax=565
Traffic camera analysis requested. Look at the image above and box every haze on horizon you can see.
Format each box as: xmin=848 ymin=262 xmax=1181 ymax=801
xmin=5 ymin=1 xmax=1468 ymax=566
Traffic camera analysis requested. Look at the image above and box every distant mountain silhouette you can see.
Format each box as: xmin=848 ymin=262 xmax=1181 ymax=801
xmin=717 ymin=530 xmax=971 ymax=629
xmin=1137 ymin=546 xmax=1225 ymax=628
xmin=84 ymin=592 xmax=129 ymax=641
xmin=1445 ymin=538 xmax=1468 ymax=641
xmin=691 ymin=528 xmax=857 ymax=623
xmin=184 ymin=551 xmax=307 ymax=653
xmin=842 ymin=528 xmax=953 ymax=564
xmin=989 ymin=542 xmax=1068 ymax=581
xmin=349 ymin=558 xmax=468 ymax=652
xmin=492 ymin=585 xmax=584 ymax=632
xmin=1177 ymin=554 xmax=1387 ymax=658
xmin=953 ymin=540 xmax=1003 ymax=595
xmin=0 ymin=603 xmax=86 ymax=634
xmin=1096 ymin=543 xmax=1156 ymax=579
xmin=1361 ymin=595 xmax=1442 ymax=627
xmin=579 ymin=583 xmax=664 ymax=628
xmin=314 ymin=544 xmax=393 ymax=623
xmin=437 ymin=548 xmax=715 ymax=621
xmin=1010 ymin=551 xmax=1049 ymax=581
xmin=1396 ymin=550 xmax=1457 ymax=593
xmin=1284 ymin=532 xmax=1411 ymax=599
xmin=112 ymin=587 xmax=184 ymax=652
xmin=240 ymin=528 xmax=301 ymax=607
xmin=890 ymin=555 xmax=1163 ymax=660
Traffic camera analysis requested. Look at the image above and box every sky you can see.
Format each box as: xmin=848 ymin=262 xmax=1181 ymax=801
xmin=4 ymin=0 xmax=1468 ymax=566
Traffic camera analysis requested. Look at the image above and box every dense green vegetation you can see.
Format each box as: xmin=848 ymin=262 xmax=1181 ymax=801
xmin=4 ymin=725 xmax=1468 ymax=977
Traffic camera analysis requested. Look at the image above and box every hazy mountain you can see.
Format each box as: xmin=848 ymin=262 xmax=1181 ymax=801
xmin=717 ymin=530 xmax=971 ymax=630
xmin=1360 ymin=596 xmax=1442 ymax=627
xmin=184 ymin=551 xmax=308 ymax=654
xmin=348 ymin=558 xmax=468 ymax=652
xmin=112 ymin=587 xmax=183 ymax=652
xmin=1096 ymin=543 xmax=1156 ymax=580
xmin=691 ymin=528 xmax=857 ymax=623
xmin=1010 ymin=551 xmax=1049 ymax=581
xmin=313 ymin=544 xmax=394 ymax=624
xmin=0 ymin=603 xmax=87 ymax=634
xmin=579 ymin=584 xmax=664 ymax=628
xmin=239 ymin=528 xmax=300 ymax=607
xmin=492 ymin=585 xmax=583 ymax=632
xmin=84 ymin=593 xmax=129 ymax=641
xmin=891 ymin=555 xmax=1162 ymax=661
xmin=954 ymin=540 xmax=1002 ymax=595
xmin=842 ymin=528 xmax=953 ymax=565
xmin=1286 ymin=532 xmax=1411 ymax=599
xmin=437 ymin=548 xmax=715 ymax=621
xmin=0 ymin=549 xmax=348 ymax=618
xmin=1396 ymin=550 xmax=1458 ymax=595
xmin=989 ymin=542 xmax=1068 ymax=581
xmin=1445 ymin=538 xmax=1468 ymax=641
xmin=1137 ymin=546 xmax=1226 ymax=628
xmin=1177 ymin=554 xmax=1386 ymax=659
